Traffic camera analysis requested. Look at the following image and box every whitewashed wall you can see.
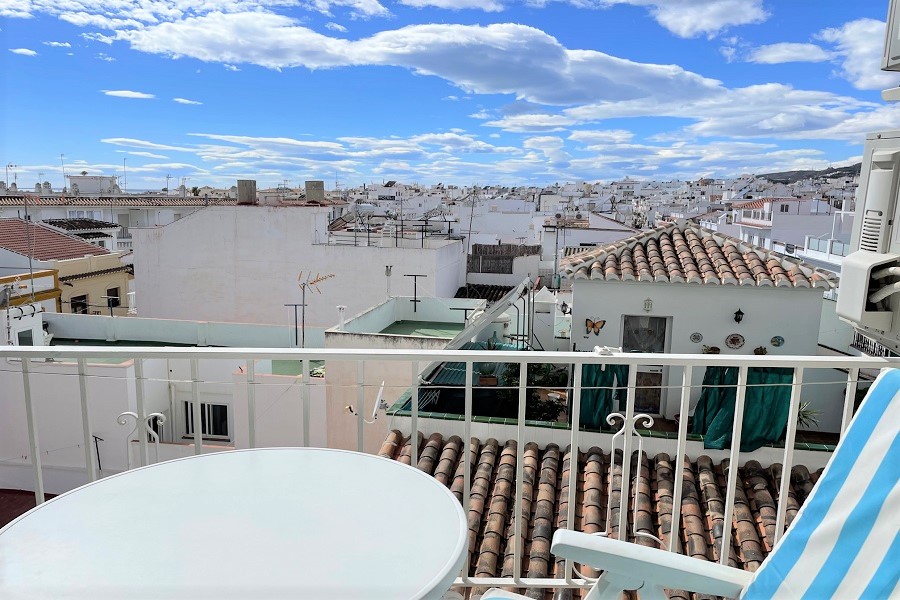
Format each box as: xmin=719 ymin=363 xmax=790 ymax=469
xmin=133 ymin=206 xmax=466 ymax=328
xmin=571 ymin=280 xmax=847 ymax=431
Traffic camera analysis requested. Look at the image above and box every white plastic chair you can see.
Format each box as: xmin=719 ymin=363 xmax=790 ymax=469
xmin=484 ymin=368 xmax=900 ymax=599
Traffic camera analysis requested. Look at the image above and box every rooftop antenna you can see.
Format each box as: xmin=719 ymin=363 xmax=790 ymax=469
xmin=59 ymin=154 xmax=66 ymax=190
xmin=290 ymin=271 xmax=335 ymax=348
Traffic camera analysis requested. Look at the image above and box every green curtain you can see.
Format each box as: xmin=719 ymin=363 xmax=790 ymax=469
xmin=692 ymin=366 xmax=794 ymax=452
xmin=578 ymin=364 xmax=630 ymax=430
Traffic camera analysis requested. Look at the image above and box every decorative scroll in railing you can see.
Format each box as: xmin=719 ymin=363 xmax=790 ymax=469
xmin=0 ymin=347 xmax=893 ymax=595
xmin=117 ymin=411 xmax=166 ymax=469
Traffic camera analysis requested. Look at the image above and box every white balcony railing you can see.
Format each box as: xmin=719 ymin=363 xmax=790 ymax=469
xmin=0 ymin=346 xmax=895 ymax=595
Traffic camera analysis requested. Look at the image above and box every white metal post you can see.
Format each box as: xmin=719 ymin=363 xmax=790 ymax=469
xmin=774 ymin=367 xmax=804 ymax=545
xmin=840 ymin=367 xmax=860 ymax=435
xmin=21 ymin=358 xmax=45 ymax=504
xmin=411 ymin=361 xmax=419 ymax=464
xmin=302 ymin=359 xmax=311 ymax=447
xmin=514 ymin=360 xmax=526 ymax=584
xmin=356 ymin=361 xmax=365 ymax=452
xmin=616 ymin=365 xmax=638 ymax=537
xmin=77 ymin=359 xmax=99 ymax=481
xmin=134 ymin=358 xmax=149 ymax=466
xmin=190 ymin=359 xmax=202 ymax=455
xmin=565 ymin=362 xmax=583 ymax=584
xmin=669 ymin=365 xmax=692 ymax=553
xmin=720 ymin=365 xmax=748 ymax=565
xmin=461 ymin=360 xmax=473 ymax=585
xmin=246 ymin=359 xmax=256 ymax=448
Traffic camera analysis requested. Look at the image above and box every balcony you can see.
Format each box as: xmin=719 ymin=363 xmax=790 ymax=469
xmin=0 ymin=346 xmax=893 ymax=596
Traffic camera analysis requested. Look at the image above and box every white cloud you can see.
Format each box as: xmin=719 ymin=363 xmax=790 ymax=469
xmin=101 ymin=137 xmax=192 ymax=151
xmin=747 ymin=42 xmax=831 ymax=64
xmin=96 ymin=53 xmax=116 ymax=62
xmin=173 ymin=97 xmax=202 ymax=105
xmin=223 ymin=64 xmax=240 ymax=71
xmin=43 ymin=41 xmax=71 ymax=47
xmin=82 ymin=32 xmax=115 ymax=45
xmin=325 ymin=22 xmax=347 ymax=32
xmin=116 ymin=16 xmax=721 ymax=106
xmin=550 ymin=0 xmax=769 ymax=38
xmin=102 ymin=89 xmax=155 ymax=99
xmin=9 ymin=48 xmax=37 ymax=56
xmin=116 ymin=150 xmax=170 ymax=159
xmin=399 ymin=0 xmax=504 ymax=11
xmin=568 ymin=129 xmax=634 ymax=144
xmin=469 ymin=110 xmax=492 ymax=120
xmin=484 ymin=113 xmax=576 ymax=132
xmin=304 ymin=0 xmax=389 ymax=18
xmin=565 ymin=83 xmax=878 ymax=142
xmin=818 ymin=18 xmax=900 ymax=90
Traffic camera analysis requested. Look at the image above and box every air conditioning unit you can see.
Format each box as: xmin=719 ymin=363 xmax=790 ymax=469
xmin=837 ymin=131 xmax=900 ymax=340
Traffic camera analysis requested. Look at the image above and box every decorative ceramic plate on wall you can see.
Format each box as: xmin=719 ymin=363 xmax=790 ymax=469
xmin=771 ymin=336 xmax=785 ymax=347
xmin=690 ymin=332 xmax=703 ymax=343
xmin=725 ymin=333 xmax=745 ymax=349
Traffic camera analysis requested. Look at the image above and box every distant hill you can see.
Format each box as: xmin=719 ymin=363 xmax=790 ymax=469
xmin=758 ymin=163 xmax=861 ymax=184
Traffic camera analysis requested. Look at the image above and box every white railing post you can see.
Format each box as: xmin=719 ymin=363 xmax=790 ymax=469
xmin=616 ymin=365 xmax=638 ymax=537
xmin=21 ymin=358 xmax=45 ymax=504
xmin=356 ymin=361 xmax=365 ymax=452
xmin=668 ymin=365 xmax=692 ymax=553
xmin=302 ymin=359 xmax=311 ymax=447
xmin=565 ymin=361 xmax=583 ymax=585
xmin=411 ymin=361 xmax=419 ymax=464
xmin=134 ymin=358 xmax=149 ymax=466
xmin=514 ymin=360 xmax=526 ymax=585
xmin=461 ymin=360 xmax=473 ymax=586
xmin=246 ymin=359 xmax=256 ymax=449
xmin=190 ymin=359 xmax=202 ymax=455
xmin=840 ymin=367 xmax=860 ymax=436
xmin=774 ymin=367 xmax=804 ymax=545
xmin=720 ymin=364 xmax=748 ymax=565
xmin=77 ymin=358 xmax=99 ymax=481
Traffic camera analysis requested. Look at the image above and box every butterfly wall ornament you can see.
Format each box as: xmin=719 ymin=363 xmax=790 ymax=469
xmin=585 ymin=318 xmax=606 ymax=335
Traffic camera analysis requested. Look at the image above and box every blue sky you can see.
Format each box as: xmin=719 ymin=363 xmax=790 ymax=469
xmin=2 ymin=0 xmax=899 ymax=190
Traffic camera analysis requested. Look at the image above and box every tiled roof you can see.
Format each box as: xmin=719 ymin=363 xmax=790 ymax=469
xmin=0 ymin=218 xmax=110 ymax=261
xmin=455 ymin=284 xmax=515 ymax=303
xmin=42 ymin=218 xmax=119 ymax=231
xmin=59 ymin=264 xmax=133 ymax=282
xmin=379 ymin=431 xmax=821 ymax=597
xmin=734 ymin=198 xmax=800 ymax=210
xmin=559 ymin=223 xmax=835 ymax=289
xmin=0 ymin=195 xmax=235 ymax=207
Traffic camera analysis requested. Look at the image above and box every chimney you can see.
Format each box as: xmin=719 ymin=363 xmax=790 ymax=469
xmin=305 ymin=180 xmax=325 ymax=203
xmin=237 ymin=180 xmax=257 ymax=205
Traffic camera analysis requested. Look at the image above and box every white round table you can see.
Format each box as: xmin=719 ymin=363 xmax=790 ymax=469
xmin=0 ymin=448 xmax=468 ymax=599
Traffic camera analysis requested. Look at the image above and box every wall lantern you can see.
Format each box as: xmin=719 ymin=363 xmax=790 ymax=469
xmin=643 ymin=298 xmax=653 ymax=313
xmin=560 ymin=301 xmax=571 ymax=315
xmin=734 ymin=308 xmax=745 ymax=323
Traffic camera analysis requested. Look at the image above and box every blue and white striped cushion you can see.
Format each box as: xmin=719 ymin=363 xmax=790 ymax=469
xmin=743 ymin=369 xmax=900 ymax=599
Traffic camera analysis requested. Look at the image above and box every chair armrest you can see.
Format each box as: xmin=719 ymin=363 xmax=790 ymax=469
xmin=551 ymin=530 xmax=752 ymax=598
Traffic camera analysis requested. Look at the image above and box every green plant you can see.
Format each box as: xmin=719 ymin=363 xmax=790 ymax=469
xmin=498 ymin=363 xmax=569 ymax=422
xmin=797 ymin=401 xmax=822 ymax=429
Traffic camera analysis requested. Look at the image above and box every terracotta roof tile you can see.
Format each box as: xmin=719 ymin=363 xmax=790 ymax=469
xmin=559 ymin=222 xmax=836 ymax=289
xmin=383 ymin=430 xmax=821 ymax=597
xmin=0 ymin=218 xmax=109 ymax=261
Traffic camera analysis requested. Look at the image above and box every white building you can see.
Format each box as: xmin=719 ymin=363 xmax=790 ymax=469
xmin=559 ymin=222 xmax=847 ymax=431
xmin=133 ymin=204 xmax=466 ymax=329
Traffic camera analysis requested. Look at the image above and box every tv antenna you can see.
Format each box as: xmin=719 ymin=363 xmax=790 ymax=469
xmin=287 ymin=272 xmax=335 ymax=348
